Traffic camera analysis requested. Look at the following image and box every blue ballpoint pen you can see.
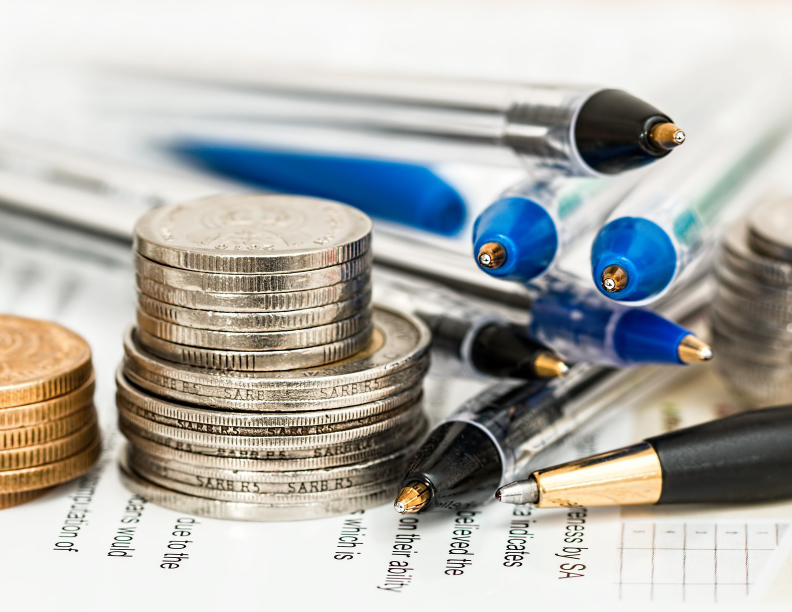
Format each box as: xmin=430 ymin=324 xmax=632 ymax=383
xmin=172 ymin=141 xmax=467 ymax=236
xmin=526 ymin=276 xmax=712 ymax=367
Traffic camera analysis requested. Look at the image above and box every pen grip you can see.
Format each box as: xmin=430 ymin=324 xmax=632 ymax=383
xmin=647 ymin=405 xmax=792 ymax=504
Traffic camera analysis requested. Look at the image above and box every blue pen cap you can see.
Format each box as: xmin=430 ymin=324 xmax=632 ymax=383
xmin=173 ymin=142 xmax=466 ymax=236
xmin=613 ymin=308 xmax=689 ymax=365
xmin=472 ymin=196 xmax=558 ymax=281
xmin=590 ymin=217 xmax=676 ymax=302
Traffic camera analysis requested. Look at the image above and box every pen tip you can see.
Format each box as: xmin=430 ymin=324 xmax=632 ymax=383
xmin=394 ymin=481 xmax=432 ymax=514
xmin=601 ymin=265 xmax=628 ymax=293
xmin=534 ymin=351 xmax=570 ymax=378
xmin=677 ymin=335 xmax=714 ymax=364
xmin=477 ymin=242 xmax=506 ymax=270
xmin=496 ymin=479 xmax=539 ymax=505
xmin=648 ymin=122 xmax=686 ymax=151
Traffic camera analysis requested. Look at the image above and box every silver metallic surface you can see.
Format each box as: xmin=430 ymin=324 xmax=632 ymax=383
xmin=123 ymin=306 xmax=430 ymax=389
xmin=136 ymin=307 xmax=372 ymax=350
xmin=117 ymin=399 xmax=424 ymax=448
xmin=496 ymin=478 xmax=538 ymax=505
xmin=135 ymin=251 xmax=372 ymax=293
xmin=137 ymin=289 xmax=371 ymax=331
xmin=121 ymin=420 xmax=428 ymax=472
xmin=117 ymin=368 xmax=422 ymax=429
xmin=119 ymin=415 xmax=428 ymax=461
xmin=135 ymin=326 xmax=373 ymax=372
xmin=137 ymin=274 xmax=372 ymax=312
xmin=134 ymin=194 xmax=372 ymax=273
xmin=120 ymin=457 xmax=397 ymax=521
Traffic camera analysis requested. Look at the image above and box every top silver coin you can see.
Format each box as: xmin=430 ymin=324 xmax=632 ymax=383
xmin=134 ymin=194 xmax=372 ymax=274
xmin=748 ymin=199 xmax=792 ymax=263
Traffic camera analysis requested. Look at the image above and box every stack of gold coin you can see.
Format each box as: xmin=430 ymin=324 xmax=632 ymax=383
xmin=118 ymin=195 xmax=430 ymax=521
xmin=0 ymin=315 xmax=101 ymax=509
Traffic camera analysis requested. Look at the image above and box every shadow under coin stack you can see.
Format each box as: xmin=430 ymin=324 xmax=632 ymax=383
xmin=712 ymin=199 xmax=792 ymax=404
xmin=117 ymin=194 xmax=431 ymax=520
xmin=0 ymin=315 xmax=100 ymax=509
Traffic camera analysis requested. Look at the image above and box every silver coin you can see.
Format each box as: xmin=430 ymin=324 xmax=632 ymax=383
xmin=721 ymin=222 xmax=792 ymax=287
xmin=123 ymin=306 xmax=430 ymax=397
xmin=712 ymin=300 xmax=792 ymax=338
xmin=714 ymin=281 xmax=792 ymax=326
xmin=119 ymin=458 xmax=396 ymax=521
xmin=715 ymin=261 xmax=792 ymax=303
xmin=136 ymin=307 xmax=372 ymax=351
xmin=134 ymin=194 xmax=372 ymax=274
xmin=137 ymin=274 xmax=372 ymax=313
xmin=131 ymin=460 xmax=399 ymax=504
xmin=117 ymin=368 xmax=423 ymax=429
xmin=710 ymin=315 xmax=792 ymax=363
xmin=137 ymin=290 xmax=371 ymax=332
xmin=126 ymin=445 xmax=411 ymax=494
xmin=136 ymin=326 xmax=373 ymax=372
xmin=119 ymin=414 xmax=428 ymax=461
xmin=118 ymin=392 xmax=421 ymax=437
xmin=121 ymin=419 xmax=428 ymax=472
xmin=135 ymin=251 xmax=372 ymax=294
xmin=123 ymin=357 xmax=428 ymax=411
xmin=747 ymin=199 xmax=792 ymax=263
xmin=117 ymin=401 xmax=425 ymax=449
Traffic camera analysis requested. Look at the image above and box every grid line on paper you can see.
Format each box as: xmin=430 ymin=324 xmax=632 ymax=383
xmin=617 ymin=521 xmax=786 ymax=603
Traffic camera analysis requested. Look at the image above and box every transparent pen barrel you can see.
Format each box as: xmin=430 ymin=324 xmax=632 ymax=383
xmin=99 ymin=70 xmax=598 ymax=173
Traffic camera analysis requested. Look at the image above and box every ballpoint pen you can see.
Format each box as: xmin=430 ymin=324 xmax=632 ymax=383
xmin=496 ymin=403 xmax=792 ymax=507
xmin=591 ymin=75 xmax=792 ymax=304
xmin=103 ymin=66 xmax=683 ymax=177
xmin=173 ymin=141 xmax=467 ymax=236
xmin=527 ymin=276 xmax=712 ymax=367
xmin=373 ymin=271 xmax=567 ymax=380
xmin=393 ymin=277 xmax=711 ymax=513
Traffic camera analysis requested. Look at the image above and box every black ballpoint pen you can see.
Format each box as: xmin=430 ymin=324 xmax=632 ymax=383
xmin=104 ymin=67 xmax=684 ymax=177
xmin=374 ymin=272 xmax=568 ymax=380
xmin=497 ymin=403 xmax=792 ymax=508
xmin=393 ymin=276 xmax=711 ymax=514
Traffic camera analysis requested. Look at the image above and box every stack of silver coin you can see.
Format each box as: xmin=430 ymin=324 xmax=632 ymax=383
xmin=116 ymin=194 xmax=431 ymax=520
xmin=711 ymin=198 xmax=792 ymax=405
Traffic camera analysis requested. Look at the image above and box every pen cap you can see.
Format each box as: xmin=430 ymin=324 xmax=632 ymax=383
xmin=575 ymin=89 xmax=673 ymax=175
xmin=173 ymin=142 xmax=467 ymax=236
xmin=591 ymin=216 xmax=677 ymax=302
xmin=647 ymin=404 xmax=792 ymax=504
xmin=472 ymin=197 xmax=558 ymax=280
xmin=400 ymin=422 xmax=502 ymax=510
xmin=612 ymin=308 xmax=690 ymax=365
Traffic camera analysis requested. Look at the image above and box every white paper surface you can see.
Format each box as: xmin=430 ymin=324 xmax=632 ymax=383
xmin=0 ymin=217 xmax=790 ymax=610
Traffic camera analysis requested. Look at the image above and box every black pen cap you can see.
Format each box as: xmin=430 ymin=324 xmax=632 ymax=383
xmin=575 ymin=89 xmax=674 ymax=174
xmin=400 ymin=421 xmax=502 ymax=511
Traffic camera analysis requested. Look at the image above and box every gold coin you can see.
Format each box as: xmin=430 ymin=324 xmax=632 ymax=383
xmin=0 ymin=435 xmax=101 ymax=493
xmin=0 ymin=315 xmax=92 ymax=408
xmin=0 ymin=417 xmax=99 ymax=471
xmin=0 ymin=373 xmax=95 ymax=430
xmin=0 ymin=405 xmax=96 ymax=450
xmin=0 ymin=487 xmax=51 ymax=510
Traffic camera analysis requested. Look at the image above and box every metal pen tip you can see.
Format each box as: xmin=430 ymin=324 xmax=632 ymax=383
xmin=677 ymin=334 xmax=714 ymax=364
xmin=534 ymin=351 xmax=570 ymax=378
xmin=496 ymin=478 xmax=539 ymax=505
xmin=601 ymin=265 xmax=628 ymax=293
xmin=478 ymin=242 xmax=506 ymax=269
xmin=394 ymin=481 xmax=431 ymax=514
xmin=649 ymin=122 xmax=686 ymax=150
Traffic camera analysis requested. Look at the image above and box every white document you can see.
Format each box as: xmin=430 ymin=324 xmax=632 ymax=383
xmin=0 ymin=219 xmax=790 ymax=610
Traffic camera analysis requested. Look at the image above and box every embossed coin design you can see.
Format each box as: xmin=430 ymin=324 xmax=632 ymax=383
xmin=134 ymin=194 xmax=372 ymax=274
xmin=0 ymin=316 xmax=92 ymax=408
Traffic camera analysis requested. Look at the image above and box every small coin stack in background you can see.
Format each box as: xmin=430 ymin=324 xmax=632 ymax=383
xmin=712 ymin=198 xmax=792 ymax=405
xmin=0 ymin=315 xmax=101 ymax=509
xmin=118 ymin=194 xmax=431 ymax=520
